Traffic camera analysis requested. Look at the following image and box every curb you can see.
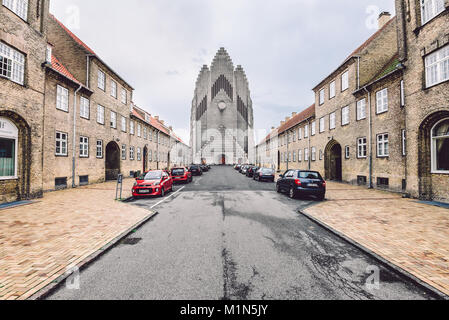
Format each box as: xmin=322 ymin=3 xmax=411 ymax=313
xmin=298 ymin=210 xmax=449 ymax=300
xmin=28 ymin=210 xmax=159 ymax=300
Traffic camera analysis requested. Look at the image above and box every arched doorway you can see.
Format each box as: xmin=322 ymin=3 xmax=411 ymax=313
xmin=105 ymin=141 xmax=120 ymax=180
xmin=143 ymin=146 xmax=148 ymax=172
xmin=218 ymin=154 xmax=226 ymax=165
xmin=0 ymin=112 xmax=32 ymax=202
xmin=418 ymin=110 xmax=449 ymax=200
xmin=325 ymin=140 xmax=342 ymax=181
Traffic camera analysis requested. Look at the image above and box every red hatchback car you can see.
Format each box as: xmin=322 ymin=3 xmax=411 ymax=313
xmin=132 ymin=170 xmax=173 ymax=198
xmin=171 ymin=167 xmax=192 ymax=184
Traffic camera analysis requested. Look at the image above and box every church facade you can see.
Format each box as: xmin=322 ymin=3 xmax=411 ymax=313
xmin=190 ymin=48 xmax=254 ymax=165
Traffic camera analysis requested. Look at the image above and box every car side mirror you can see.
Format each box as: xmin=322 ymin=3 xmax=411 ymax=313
xmin=279 ymin=174 xmax=284 ymax=178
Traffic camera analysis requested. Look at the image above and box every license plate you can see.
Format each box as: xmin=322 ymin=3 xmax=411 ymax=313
xmin=308 ymin=183 xmax=319 ymax=187
xmin=139 ymin=189 xmax=150 ymax=194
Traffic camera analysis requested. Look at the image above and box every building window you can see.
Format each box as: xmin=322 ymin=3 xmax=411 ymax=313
xmin=311 ymin=147 xmax=316 ymax=161
xmin=400 ymin=80 xmax=405 ymax=107
xmin=110 ymin=111 xmax=117 ymax=129
xmin=304 ymin=148 xmax=309 ymax=162
xmin=111 ymin=80 xmax=117 ymax=98
xmin=319 ymin=117 xmax=325 ymax=133
xmin=130 ymin=121 xmax=135 ymax=135
xmin=425 ymin=45 xmax=449 ymax=88
xmin=121 ymin=144 xmax=126 ymax=160
xmin=377 ymin=177 xmax=389 ymax=188
xmin=319 ymin=149 xmax=323 ymax=160
xmin=298 ymin=149 xmax=302 ymax=162
xmin=341 ymin=106 xmax=350 ymax=125
xmin=46 ymin=44 xmax=52 ymax=64
xmin=376 ymin=88 xmax=388 ymax=114
xmin=80 ymin=136 xmax=89 ymax=158
xmin=130 ymin=146 xmax=135 ymax=160
xmin=56 ymin=85 xmax=69 ymax=112
xmin=97 ymin=105 xmax=105 ymax=124
xmin=402 ymin=129 xmax=407 ymax=156
xmin=319 ymin=89 xmax=325 ymax=105
xmin=298 ymin=127 xmax=302 ymax=140
xmin=55 ymin=131 xmax=68 ymax=156
xmin=80 ymin=97 xmax=90 ymax=119
xmin=357 ymin=137 xmax=367 ymax=158
xmin=79 ymin=175 xmax=89 ymax=186
xmin=330 ymin=112 xmax=336 ymax=129
xmin=144 ymin=127 xmax=147 ymax=140
xmin=329 ymin=81 xmax=336 ymax=99
xmin=357 ymin=98 xmax=366 ymax=120
xmin=431 ymin=118 xmax=449 ymax=172
xmin=149 ymin=150 xmax=153 ymax=162
xmin=304 ymin=124 xmax=309 ymax=138
xmin=149 ymin=130 xmax=153 ymax=141
xmin=137 ymin=147 xmax=141 ymax=161
xmin=293 ymin=151 xmax=296 ymax=162
xmin=137 ymin=124 xmax=141 ymax=137
xmin=288 ymin=152 xmax=291 ymax=162
xmin=97 ymin=69 xmax=105 ymax=90
xmin=0 ymin=42 xmax=25 ymax=85
xmin=377 ymin=133 xmax=389 ymax=157
xmin=311 ymin=121 xmax=316 ymax=136
xmin=341 ymin=70 xmax=349 ymax=91
xmin=345 ymin=146 xmax=350 ymax=159
xmin=421 ymin=0 xmax=445 ymax=25
xmin=293 ymin=130 xmax=296 ymax=142
xmin=96 ymin=140 xmax=103 ymax=158
xmin=0 ymin=119 xmax=18 ymax=179
xmin=121 ymin=88 xmax=127 ymax=104
xmin=121 ymin=116 xmax=126 ymax=132
xmin=2 ymin=0 xmax=29 ymax=20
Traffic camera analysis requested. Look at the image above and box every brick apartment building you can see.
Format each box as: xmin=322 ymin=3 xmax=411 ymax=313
xmin=256 ymin=1 xmax=449 ymax=203
xmin=0 ymin=1 xmax=190 ymax=203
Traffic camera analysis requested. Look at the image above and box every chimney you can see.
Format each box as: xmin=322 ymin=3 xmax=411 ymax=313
xmin=281 ymin=121 xmax=285 ymax=126
xmin=378 ymin=11 xmax=391 ymax=30
xmin=292 ymin=112 xmax=297 ymax=117
xmin=169 ymin=126 xmax=173 ymax=131
xmin=271 ymin=127 xmax=275 ymax=130
xmin=160 ymin=120 xmax=165 ymax=125
xmin=155 ymin=116 xmax=159 ymax=120
xmin=285 ymin=116 xmax=290 ymax=122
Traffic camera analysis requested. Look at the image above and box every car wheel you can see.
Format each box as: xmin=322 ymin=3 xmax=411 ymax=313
xmin=160 ymin=188 xmax=165 ymax=197
xmin=276 ymin=184 xmax=281 ymax=193
xmin=289 ymin=188 xmax=296 ymax=199
xmin=317 ymin=194 xmax=325 ymax=201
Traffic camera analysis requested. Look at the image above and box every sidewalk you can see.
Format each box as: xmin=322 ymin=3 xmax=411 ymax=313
xmin=302 ymin=182 xmax=449 ymax=297
xmin=0 ymin=178 xmax=155 ymax=300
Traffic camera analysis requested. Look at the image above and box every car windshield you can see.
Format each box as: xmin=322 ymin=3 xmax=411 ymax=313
xmin=261 ymin=169 xmax=274 ymax=174
xmin=298 ymin=171 xmax=322 ymax=179
xmin=191 ymin=166 xmax=199 ymax=169
xmin=143 ymin=171 xmax=162 ymax=180
xmin=171 ymin=169 xmax=185 ymax=176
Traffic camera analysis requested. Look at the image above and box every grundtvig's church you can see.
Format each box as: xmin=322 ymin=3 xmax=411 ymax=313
xmin=190 ymin=48 xmax=254 ymax=165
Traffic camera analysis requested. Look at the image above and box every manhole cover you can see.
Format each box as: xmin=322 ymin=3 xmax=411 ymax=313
xmin=121 ymin=238 xmax=142 ymax=245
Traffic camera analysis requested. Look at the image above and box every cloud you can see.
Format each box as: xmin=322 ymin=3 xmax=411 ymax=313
xmin=50 ymin=0 xmax=396 ymax=144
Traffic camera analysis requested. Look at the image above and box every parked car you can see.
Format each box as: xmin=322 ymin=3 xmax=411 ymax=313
xmin=276 ymin=170 xmax=326 ymax=200
xmin=171 ymin=167 xmax=192 ymax=184
xmin=254 ymin=168 xmax=275 ymax=182
xmin=207 ymin=164 xmax=211 ymax=170
xmin=200 ymin=164 xmax=209 ymax=172
xmin=240 ymin=165 xmax=249 ymax=174
xmin=235 ymin=165 xmax=241 ymax=171
xmin=189 ymin=165 xmax=203 ymax=176
xmin=246 ymin=166 xmax=259 ymax=178
xmin=132 ymin=170 xmax=173 ymax=198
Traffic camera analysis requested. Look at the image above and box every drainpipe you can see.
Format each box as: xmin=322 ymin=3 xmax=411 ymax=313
xmin=363 ymin=86 xmax=373 ymax=189
xmin=286 ymin=132 xmax=289 ymax=170
xmin=72 ymin=84 xmax=82 ymax=188
xmin=156 ymin=130 xmax=160 ymax=170
xmin=307 ymin=119 xmax=311 ymax=170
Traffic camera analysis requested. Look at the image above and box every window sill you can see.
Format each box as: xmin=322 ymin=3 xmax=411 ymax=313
xmin=413 ymin=9 xmax=449 ymax=35
xmin=431 ymin=170 xmax=449 ymax=175
xmin=424 ymin=78 xmax=449 ymax=91
xmin=0 ymin=176 xmax=18 ymax=181
xmin=56 ymin=108 xmax=69 ymax=114
xmin=376 ymin=110 xmax=388 ymax=115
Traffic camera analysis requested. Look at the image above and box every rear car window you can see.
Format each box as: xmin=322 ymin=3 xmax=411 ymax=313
xmin=261 ymin=169 xmax=274 ymax=174
xmin=172 ymin=169 xmax=185 ymax=175
xmin=298 ymin=171 xmax=322 ymax=179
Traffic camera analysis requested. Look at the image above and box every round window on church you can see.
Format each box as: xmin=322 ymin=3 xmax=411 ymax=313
xmin=218 ymin=101 xmax=227 ymax=111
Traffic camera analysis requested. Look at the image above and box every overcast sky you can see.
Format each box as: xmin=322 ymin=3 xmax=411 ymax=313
xmin=50 ymin=0 xmax=396 ymax=144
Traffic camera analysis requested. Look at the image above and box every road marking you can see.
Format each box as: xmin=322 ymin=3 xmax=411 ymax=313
xmin=150 ymin=186 xmax=185 ymax=209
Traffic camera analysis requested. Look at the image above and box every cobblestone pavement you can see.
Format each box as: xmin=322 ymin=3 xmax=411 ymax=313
xmin=303 ymin=182 xmax=449 ymax=297
xmin=0 ymin=178 xmax=154 ymax=300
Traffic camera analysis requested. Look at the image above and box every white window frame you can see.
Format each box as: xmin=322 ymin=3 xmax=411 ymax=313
xmin=329 ymin=81 xmax=336 ymax=99
xmin=80 ymin=96 xmax=90 ymax=119
xmin=431 ymin=118 xmax=449 ymax=173
xmin=121 ymin=88 xmax=127 ymax=104
xmin=121 ymin=116 xmax=126 ymax=132
xmin=319 ymin=117 xmax=325 ymax=133
xmin=400 ymin=80 xmax=405 ymax=107
xmin=97 ymin=105 xmax=105 ymax=125
xmin=311 ymin=147 xmax=316 ymax=161
xmin=293 ymin=151 xmax=296 ymax=162
xmin=137 ymin=147 xmax=141 ymax=161
xmin=304 ymin=148 xmax=309 ymax=162
xmin=425 ymin=45 xmax=449 ymax=88
xmin=298 ymin=149 xmax=302 ymax=162
xmin=130 ymin=146 xmax=135 ymax=160
xmin=137 ymin=124 xmax=141 ymax=137
xmin=421 ymin=0 xmax=445 ymax=25
xmin=80 ymin=136 xmax=89 ymax=158
xmin=96 ymin=140 xmax=103 ymax=158
xmin=55 ymin=131 xmax=68 ymax=156
xmin=97 ymin=69 xmax=105 ymax=91
xmin=341 ymin=106 xmax=350 ymax=125
xmin=357 ymin=137 xmax=367 ymax=158
xmin=345 ymin=146 xmax=350 ymax=159
xmin=319 ymin=89 xmax=325 ymax=105
xmin=298 ymin=127 xmax=302 ymax=140
xmin=111 ymin=80 xmax=117 ymax=98
xmin=121 ymin=144 xmax=126 ymax=160
xmin=0 ymin=117 xmax=18 ymax=179
xmin=304 ymin=124 xmax=309 ymax=138
xmin=376 ymin=88 xmax=389 ymax=114
xmin=56 ymin=85 xmax=69 ymax=112
xmin=377 ymin=133 xmax=389 ymax=157
xmin=330 ymin=112 xmax=336 ymax=130
xmin=0 ymin=42 xmax=25 ymax=85
xmin=2 ymin=0 xmax=28 ymax=21
xmin=311 ymin=121 xmax=316 ymax=136
xmin=357 ymin=98 xmax=367 ymax=120
xmin=341 ymin=70 xmax=349 ymax=91
xmin=130 ymin=121 xmax=135 ymax=135
xmin=110 ymin=111 xmax=117 ymax=129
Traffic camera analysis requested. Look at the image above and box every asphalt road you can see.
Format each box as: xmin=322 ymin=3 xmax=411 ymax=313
xmin=47 ymin=166 xmax=435 ymax=300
